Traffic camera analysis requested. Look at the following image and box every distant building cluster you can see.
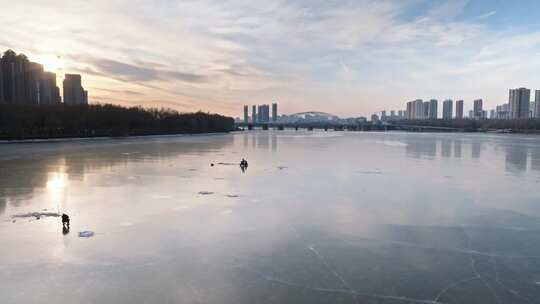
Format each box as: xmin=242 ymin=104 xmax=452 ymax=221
xmin=0 ymin=50 xmax=87 ymax=106
xmin=490 ymin=88 xmax=540 ymax=120
xmin=238 ymin=105 xmax=368 ymax=125
xmin=244 ymin=103 xmax=278 ymax=123
xmin=372 ymin=87 xmax=540 ymax=122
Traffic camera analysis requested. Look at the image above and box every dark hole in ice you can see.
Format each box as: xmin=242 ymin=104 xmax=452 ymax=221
xmin=198 ymin=191 xmax=214 ymax=195
xmin=217 ymin=162 xmax=238 ymax=166
xmin=78 ymin=231 xmax=94 ymax=238
xmin=358 ymin=170 xmax=383 ymax=175
xmin=12 ymin=212 xmax=60 ymax=220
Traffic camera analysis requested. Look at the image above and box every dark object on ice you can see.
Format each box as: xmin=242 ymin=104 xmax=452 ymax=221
xmin=79 ymin=231 xmax=95 ymax=238
xmin=62 ymin=225 xmax=70 ymax=235
xmin=240 ymin=158 xmax=248 ymax=173
xmin=11 ymin=212 xmax=60 ymax=220
xmin=198 ymin=191 xmax=214 ymax=195
xmin=211 ymin=163 xmax=214 ymax=167
xmin=62 ymin=213 xmax=70 ymax=228
xmin=240 ymin=159 xmax=248 ymax=168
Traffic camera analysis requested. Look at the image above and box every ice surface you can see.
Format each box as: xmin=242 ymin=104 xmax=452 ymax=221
xmin=2 ymin=132 xmax=540 ymax=303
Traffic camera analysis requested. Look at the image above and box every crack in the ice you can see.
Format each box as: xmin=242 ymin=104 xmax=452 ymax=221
xmin=433 ymin=276 xmax=480 ymax=302
xmin=490 ymin=257 xmax=533 ymax=304
xmin=307 ymin=244 xmax=359 ymax=303
xmin=462 ymin=227 xmax=502 ymax=304
xmin=290 ymin=227 xmax=443 ymax=304
xmin=339 ymin=236 xmax=540 ymax=260
xmin=256 ymin=271 xmax=442 ymax=304
xmin=290 ymin=226 xmax=359 ymax=303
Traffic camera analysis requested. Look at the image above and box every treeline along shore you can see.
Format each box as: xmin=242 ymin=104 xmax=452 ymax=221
xmin=0 ymin=103 xmax=235 ymax=140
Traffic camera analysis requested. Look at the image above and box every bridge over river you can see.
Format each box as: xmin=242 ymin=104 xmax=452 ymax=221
xmin=235 ymin=121 xmax=460 ymax=132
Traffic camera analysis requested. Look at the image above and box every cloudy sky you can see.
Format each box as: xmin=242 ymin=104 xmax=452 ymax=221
xmin=1 ymin=0 xmax=540 ymax=117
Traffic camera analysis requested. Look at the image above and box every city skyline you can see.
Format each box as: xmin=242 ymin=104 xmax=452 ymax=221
xmin=0 ymin=50 xmax=87 ymax=105
xmin=3 ymin=1 xmax=540 ymax=117
xmin=2 ymin=47 xmax=537 ymax=122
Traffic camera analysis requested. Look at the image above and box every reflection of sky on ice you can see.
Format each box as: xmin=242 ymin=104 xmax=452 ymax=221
xmin=1 ymin=131 xmax=540 ymax=303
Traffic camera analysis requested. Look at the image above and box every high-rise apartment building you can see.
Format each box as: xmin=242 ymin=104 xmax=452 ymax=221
xmin=39 ymin=72 xmax=61 ymax=104
xmin=509 ymin=88 xmax=530 ymax=119
xmin=429 ymin=99 xmax=438 ymax=119
xmin=63 ymin=74 xmax=87 ymax=105
xmin=0 ymin=60 xmax=3 ymax=103
xmin=272 ymin=103 xmax=278 ymax=122
xmin=455 ymin=100 xmax=464 ymax=119
xmin=414 ymin=99 xmax=424 ymax=119
xmin=252 ymin=105 xmax=257 ymax=123
xmin=535 ymin=90 xmax=540 ymax=118
xmin=1 ymin=50 xmax=25 ymax=104
xmin=496 ymin=104 xmax=509 ymax=119
xmin=473 ymin=99 xmax=483 ymax=119
xmin=423 ymin=102 xmax=430 ymax=119
xmin=264 ymin=104 xmax=270 ymax=122
xmin=257 ymin=105 xmax=262 ymax=122
xmin=442 ymin=99 xmax=453 ymax=119
xmin=243 ymin=105 xmax=248 ymax=123
xmin=406 ymin=101 xmax=413 ymax=119
xmin=26 ymin=62 xmax=43 ymax=105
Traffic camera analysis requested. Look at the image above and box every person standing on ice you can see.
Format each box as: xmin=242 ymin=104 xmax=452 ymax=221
xmin=62 ymin=213 xmax=70 ymax=228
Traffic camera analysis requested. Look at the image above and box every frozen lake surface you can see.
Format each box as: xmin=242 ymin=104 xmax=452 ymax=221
xmin=1 ymin=131 xmax=540 ymax=303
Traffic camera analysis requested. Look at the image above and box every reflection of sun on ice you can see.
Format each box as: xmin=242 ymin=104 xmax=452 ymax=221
xmin=46 ymin=172 xmax=68 ymax=213
xmin=46 ymin=172 xmax=67 ymax=194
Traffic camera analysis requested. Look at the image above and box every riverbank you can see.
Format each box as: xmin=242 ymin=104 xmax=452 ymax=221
xmin=395 ymin=118 xmax=540 ymax=132
xmin=0 ymin=103 xmax=235 ymax=140
xmin=0 ymin=131 xmax=236 ymax=144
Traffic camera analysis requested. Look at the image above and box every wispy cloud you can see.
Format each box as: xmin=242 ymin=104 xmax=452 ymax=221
xmin=86 ymin=58 xmax=207 ymax=83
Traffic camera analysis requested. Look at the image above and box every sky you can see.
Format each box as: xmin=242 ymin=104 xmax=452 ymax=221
xmin=1 ymin=0 xmax=540 ymax=118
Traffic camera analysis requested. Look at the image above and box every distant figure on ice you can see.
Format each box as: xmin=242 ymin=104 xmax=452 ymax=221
xmin=62 ymin=213 xmax=70 ymax=228
xmin=62 ymin=213 xmax=70 ymax=235
xmin=240 ymin=158 xmax=248 ymax=172
xmin=240 ymin=158 xmax=248 ymax=168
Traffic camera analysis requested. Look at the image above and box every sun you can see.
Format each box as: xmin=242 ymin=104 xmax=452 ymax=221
xmin=39 ymin=54 xmax=63 ymax=73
